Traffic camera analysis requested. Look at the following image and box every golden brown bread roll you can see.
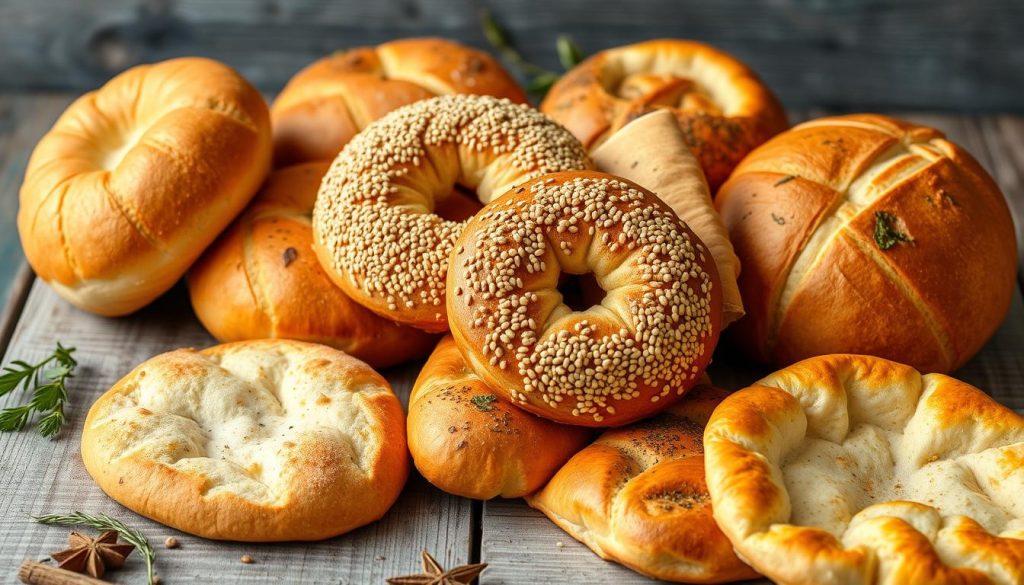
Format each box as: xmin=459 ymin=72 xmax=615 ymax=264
xmin=527 ymin=384 xmax=758 ymax=583
xmin=312 ymin=94 xmax=591 ymax=332
xmin=187 ymin=162 xmax=436 ymax=368
xmin=82 ymin=340 xmax=409 ymax=541
xmin=18 ymin=57 xmax=272 ymax=316
xmin=716 ymin=114 xmax=1018 ymax=373
xmin=271 ymin=37 xmax=528 ymax=165
xmin=407 ymin=336 xmax=591 ymax=499
xmin=542 ymin=39 xmax=787 ymax=190
xmin=704 ymin=354 xmax=1024 ymax=585
xmin=447 ymin=171 xmax=722 ymax=427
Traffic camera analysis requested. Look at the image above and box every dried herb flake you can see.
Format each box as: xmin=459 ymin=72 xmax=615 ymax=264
xmin=874 ymin=211 xmax=913 ymax=250
xmin=282 ymin=247 xmax=298 ymax=267
xmin=470 ymin=394 xmax=497 ymax=412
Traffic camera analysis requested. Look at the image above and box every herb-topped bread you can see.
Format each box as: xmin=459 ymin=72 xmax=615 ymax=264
xmin=81 ymin=340 xmax=408 ymax=541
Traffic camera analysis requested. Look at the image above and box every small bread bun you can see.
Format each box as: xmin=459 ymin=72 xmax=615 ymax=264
xmin=447 ymin=171 xmax=722 ymax=427
xmin=312 ymin=94 xmax=591 ymax=332
xmin=704 ymin=354 xmax=1024 ymax=585
xmin=188 ymin=162 xmax=436 ymax=368
xmin=528 ymin=385 xmax=758 ymax=583
xmin=716 ymin=114 xmax=1018 ymax=373
xmin=18 ymin=57 xmax=272 ymax=316
xmin=408 ymin=336 xmax=591 ymax=499
xmin=81 ymin=340 xmax=409 ymax=541
xmin=271 ymin=37 xmax=528 ymax=165
xmin=542 ymin=39 xmax=787 ymax=189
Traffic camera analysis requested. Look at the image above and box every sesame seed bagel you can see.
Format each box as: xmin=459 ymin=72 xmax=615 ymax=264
xmin=447 ymin=171 xmax=723 ymax=427
xmin=312 ymin=95 xmax=591 ymax=332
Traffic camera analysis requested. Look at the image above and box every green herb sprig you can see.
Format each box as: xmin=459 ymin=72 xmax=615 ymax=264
xmin=34 ymin=512 xmax=156 ymax=584
xmin=481 ymin=10 xmax=584 ymax=97
xmin=0 ymin=342 xmax=77 ymax=438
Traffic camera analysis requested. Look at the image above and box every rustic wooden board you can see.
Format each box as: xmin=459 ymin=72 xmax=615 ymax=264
xmin=0 ymin=282 xmax=473 ymax=584
xmin=0 ymin=0 xmax=1022 ymax=111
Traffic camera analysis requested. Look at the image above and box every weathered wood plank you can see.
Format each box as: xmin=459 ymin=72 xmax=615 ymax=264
xmin=0 ymin=282 xmax=471 ymax=584
xmin=0 ymin=0 xmax=1022 ymax=110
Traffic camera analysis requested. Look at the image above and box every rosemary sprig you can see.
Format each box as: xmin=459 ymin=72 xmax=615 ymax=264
xmin=481 ymin=9 xmax=584 ymax=98
xmin=33 ymin=512 xmax=156 ymax=585
xmin=0 ymin=342 xmax=77 ymax=438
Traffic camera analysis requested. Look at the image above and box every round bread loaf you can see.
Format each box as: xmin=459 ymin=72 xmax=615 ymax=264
xmin=704 ymin=354 xmax=1024 ymax=585
xmin=271 ymin=37 xmax=527 ymax=165
xmin=18 ymin=57 xmax=272 ymax=316
xmin=188 ymin=162 xmax=436 ymax=368
xmin=716 ymin=114 xmax=1018 ymax=373
xmin=447 ymin=171 xmax=722 ymax=426
xmin=312 ymin=94 xmax=591 ymax=332
xmin=541 ymin=39 xmax=787 ymax=190
xmin=408 ymin=336 xmax=591 ymax=499
xmin=81 ymin=340 xmax=408 ymax=541
xmin=527 ymin=384 xmax=758 ymax=583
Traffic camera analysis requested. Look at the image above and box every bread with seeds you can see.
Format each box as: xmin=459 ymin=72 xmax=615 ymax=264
xmin=527 ymin=384 xmax=758 ymax=583
xmin=541 ymin=39 xmax=787 ymax=190
xmin=704 ymin=354 xmax=1024 ymax=585
xmin=81 ymin=340 xmax=408 ymax=541
xmin=313 ymin=94 xmax=592 ymax=332
xmin=188 ymin=162 xmax=436 ymax=368
xmin=271 ymin=37 xmax=527 ymax=166
xmin=447 ymin=170 xmax=722 ymax=427
xmin=408 ymin=336 xmax=591 ymax=499
xmin=716 ymin=114 xmax=1018 ymax=373
xmin=18 ymin=57 xmax=272 ymax=316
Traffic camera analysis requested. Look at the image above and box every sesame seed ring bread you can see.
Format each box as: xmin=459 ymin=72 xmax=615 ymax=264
xmin=527 ymin=384 xmax=758 ymax=583
xmin=408 ymin=336 xmax=591 ymax=499
xmin=81 ymin=340 xmax=409 ymax=541
xmin=18 ymin=57 xmax=272 ymax=316
xmin=541 ymin=39 xmax=787 ymax=190
xmin=312 ymin=94 xmax=592 ymax=332
xmin=271 ymin=37 xmax=528 ymax=166
xmin=188 ymin=162 xmax=437 ymax=368
xmin=447 ymin=170 xmax=722 ymax=427
xmin=703 ymin=354 xmax=1024 ymax=585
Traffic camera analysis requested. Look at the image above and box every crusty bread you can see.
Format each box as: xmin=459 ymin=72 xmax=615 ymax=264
xmin=704 ymin=354 xmax=1024 ymax=585
xmin=716 ymin=114 xmax=1018 ymax=373
xmin=541 ymin=39 xmax=787 ymax=190
xmin=527 ymin=384 xmax=758 ymax=583
xmin=81 ymin=340 xmax=408 ymax=542
xmin=408 ymin=336 xmax=591 ymax=499
xmin=312 ymin=95 xmax=591 ymax=332
xmin=18 ymin=57 xmax=272 ymax=316
xmin=447 ymin=171 xmax=722 ymax=426
xmin=188 ymin=162 xmax=436 ymax=368
xmin=271 ymin=37 xmax=527 ymax=165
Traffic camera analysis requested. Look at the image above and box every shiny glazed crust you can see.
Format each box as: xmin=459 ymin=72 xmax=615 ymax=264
xmin=187 ymin=162 xmax=436 ymax=368
xmin=17 ymin=57 xmax=272 ymax=316
xmin=527 ymin=385 xmax=759 ymax=583
xmin=704 ymin=354 xmax=1024 ymax=585
xmin=81 ymin=340 xmax=409 ymax=541
xmin=542 ymin=39 xmax=787 ymax=189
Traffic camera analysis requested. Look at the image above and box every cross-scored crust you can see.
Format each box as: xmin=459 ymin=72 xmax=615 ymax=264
xmin=81 ymin=340 xmax=408 ymax=542
xmin=704 ymin=354 xmax=1024 ymax=585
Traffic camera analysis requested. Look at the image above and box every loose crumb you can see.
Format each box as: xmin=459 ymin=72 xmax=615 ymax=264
xmin=164 ymin=537 xmax=179 ymax=549
xmin=240 ymin=554 xmax=255 ymax=564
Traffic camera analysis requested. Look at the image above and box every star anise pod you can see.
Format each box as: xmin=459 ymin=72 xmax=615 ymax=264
xmin=51 ymin=530 xmax=136 ymax=578
xmin=387 ymin=550 xmax=487 ymax=585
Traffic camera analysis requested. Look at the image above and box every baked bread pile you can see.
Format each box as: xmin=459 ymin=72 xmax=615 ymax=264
xmin=17 ymin=34 xmax=1021 ymax=583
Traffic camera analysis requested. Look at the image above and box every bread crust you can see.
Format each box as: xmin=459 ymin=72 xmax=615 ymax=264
xmin=407 ymin=336 xmax=590 ymax=499
xmin=716 ymin=114 xmax=1018 ymax=373
xmin=188 ymin=162 xmax=436 ymax=368
xmin=18 ymin=57 xmax=272 ymax=316
xmin=271 ymin=37 xmax=528 ymax=165
xmin=704 ymin=354 xmax=1024 ymax=585
xmin=81 ymin=340 xmax=409 ymax=542
xmin=541 ymin=39 xmax=787 ymax=190
xmin=447 ymin=170 xmax=722 ymax=426
xmin=527 ymin=385 xmax=758 ymax=583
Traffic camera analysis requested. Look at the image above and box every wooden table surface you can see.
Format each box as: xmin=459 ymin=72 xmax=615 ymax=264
xmin=0 ymin=97 xmax=1022 ymax=584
